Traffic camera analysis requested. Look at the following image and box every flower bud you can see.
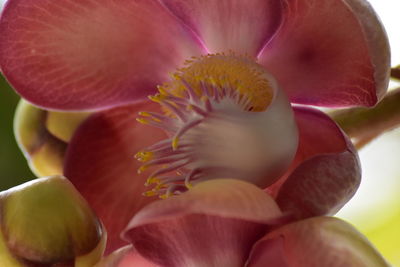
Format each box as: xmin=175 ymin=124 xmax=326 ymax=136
xmin=0 ymin=175 xmax=105 ymax=266
xmin=14 ymin=100 xmax=90 ymax=176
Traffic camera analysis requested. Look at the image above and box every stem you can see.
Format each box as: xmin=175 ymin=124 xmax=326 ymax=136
xmin=391 ymin=66 xmax=400 ymax=80
xmin=330 ymin=88 xmax=400 ymax=149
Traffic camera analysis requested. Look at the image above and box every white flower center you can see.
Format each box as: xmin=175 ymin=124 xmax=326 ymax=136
xmin=136 ymin=53 xmax=298 ymax=198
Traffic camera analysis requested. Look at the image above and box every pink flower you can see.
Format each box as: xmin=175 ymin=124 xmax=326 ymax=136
xmin=101 ymin=179 xmax=390 ymax=266
xmin=0 ymin=0 xmax=390 ymax=257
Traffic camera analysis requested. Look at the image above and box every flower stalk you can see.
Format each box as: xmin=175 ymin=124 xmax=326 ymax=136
xmin=331 ymin=87 xmax=400 ymax=149
xmin=390 ymin=66 xmax=400 ymax=80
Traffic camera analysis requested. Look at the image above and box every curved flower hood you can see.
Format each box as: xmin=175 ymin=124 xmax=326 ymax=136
xmin=120 ymin=179 xmax=389 ymax=267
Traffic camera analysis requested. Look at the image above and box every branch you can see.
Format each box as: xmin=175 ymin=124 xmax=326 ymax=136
xmin=330 ymin=88 xmax=400 ymax=149
xmin=391 ymin=66 xmax=400 ymax=80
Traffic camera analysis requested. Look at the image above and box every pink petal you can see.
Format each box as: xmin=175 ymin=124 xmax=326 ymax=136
xmin=246 ymin=237 xmax=289 ymax=267
xmin=0 ymin=0 xmax=204 ymax=111
xmin=267 ymin=107 xmax=361 ymax=219
xmin=160 ymin=0 xmax=283 ymax=56
xmin=247 ymin=217 xmax=390 ymax=267
xmin=95 ymin=246 xmax=159 ymax=267
xmin=258 ymin=0 xmax=390 ymax=107
xmin=117 ymin=249 xmax=159 ymax=267
xmin=123 ymin=179 xmax=284 ymax=267
xmin=64 ymin=102 xmax=167 ymax=253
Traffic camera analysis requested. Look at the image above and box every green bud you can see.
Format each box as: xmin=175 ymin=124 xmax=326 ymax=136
xmin=14 ymin=100 xmax=90 ymax=177
xmin=0 ymin=175 xmax=105 ymax=266
xmin=45 ymin=108 xmax=91 ymax=143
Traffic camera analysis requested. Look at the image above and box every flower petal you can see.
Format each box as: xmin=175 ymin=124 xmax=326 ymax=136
xmin=258 ymin=0 xmax=390 ymax=107
xmin=267 ymin=107 xmax=361 ymax=219
xmin=64 ymin=102 xmax=167 ymax=253
xmin=160 ymin=0 xmax=283 ymax=56
xmin=247 ymin=217 xmax=390 ymax=267
xmin=95 ymin=246 xmax=159 ymax=267
xmin=0 ymin=0 xmax=204 ymax=110
xmin=123 ymin=179 xmax=284 ymax=267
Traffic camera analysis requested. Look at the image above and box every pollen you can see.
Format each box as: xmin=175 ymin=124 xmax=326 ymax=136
xmin=159 ymin=52 xmax=273 ymax=112
xmin=134 ymin=151 xmax=153 ymax=162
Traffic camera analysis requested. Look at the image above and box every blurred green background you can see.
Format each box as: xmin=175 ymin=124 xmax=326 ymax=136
xmin=0 ymin=74 xmax=34 ymax=189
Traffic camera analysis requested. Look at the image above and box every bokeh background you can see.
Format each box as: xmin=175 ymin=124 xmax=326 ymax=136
xmin=0 ymin=0 xmax=399 ymax=265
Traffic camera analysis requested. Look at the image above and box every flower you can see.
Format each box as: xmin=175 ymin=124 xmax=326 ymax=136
xmin=0 ymin=0 xmax=390 ymax=254
xmin=101 ymin=179 xmax=390 ymax=266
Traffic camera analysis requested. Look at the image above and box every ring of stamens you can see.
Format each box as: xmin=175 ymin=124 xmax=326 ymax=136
xmin=136 ymin=52 xmax=276 ymax=198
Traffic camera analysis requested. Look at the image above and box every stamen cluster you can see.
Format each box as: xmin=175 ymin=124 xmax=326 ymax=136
xmin=136 ymin=53 xmax=279 ymax=198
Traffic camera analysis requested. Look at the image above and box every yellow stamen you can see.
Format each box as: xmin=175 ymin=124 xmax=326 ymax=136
xmin=137 ymin=165 xmax=149 ymax=174
xmin=145 ymin=177 xmax=161 ymax=186
xmin=139 ymin=112 xmax=161 ymax=122
xmin=143 ymin=190 xmax=157 ymax=197
xmin=159 ymin=193 xmax=172 ymax=199
xmin=155 ymin=184 xmax=169 ymax=192
xmin=148 ymin=94 xmax=166 ymax=103
xmin=139 ymin=111 xmax=151 ymax=117
xmin=156 ymin=52 xmax=273 ymax=112
xmin=209 ymin=77 xmax=218 ymax=87
xmin=134 ymin=151 xmax=153 ymax=162
xmin=172 ymin=137 xmax=179 ymax=150
xmin=136 ymin=52 xmax=278 ymax=199
xmin=136 ymin=118 xmax=149 ymax=125
xmin=185 ymin=181 xmax=193 ymax=189
xmin=157 ymin=86 xmax=168 ymax=95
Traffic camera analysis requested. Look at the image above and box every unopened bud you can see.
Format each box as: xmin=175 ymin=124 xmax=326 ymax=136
xmin=14 ymin=100 xmax=90 ymax=176
xmin=0 ymin=175 xmax=105 ymax=266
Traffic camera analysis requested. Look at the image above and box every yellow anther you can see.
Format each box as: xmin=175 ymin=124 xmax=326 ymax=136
xmin=160 ymin=193 xmax=172 ymax=199
xmin=154 ymin=183 xmax=167 ymax=190
xmin=148 ymin=95 xmax=157 ymax=102
xmin=186 ymin=104 xmax=193 ymax=111
xmin=138 ymin=113 xmax=161 ymax=123
xmin=209 ymin=77 xmax=217 ymax=86
xmin=148 ymin=94 xmax=165 ymax=103
xmin=136 ymin=118 xmax=149 ymax=125
xmin=137 ymin=165 xmax=149 ymax=174
xmin=158 ymin=87 xmax=168 ymax=95
xmin=139 ymin=112 xmax=151 ymax=117
xmin=173 ymin=73 xmax=182 ymax=80
xmin=172 ymin=137 xmax=179 ymax=150
xmin=160 ymin=53 xmax=273 ymax=111
xmin=145 ymin=177 xmax=161 ymax=186
xmin=200 ymin=96 xmax=208 ymax=102
xmin=194 ymin=75 xmax=202 ymax=80
xmin=134 ymin=152 xmax=141 ymax=159
xmin=143 ymin=190 xmax=157 ymax=197
xmin=185 ymin=181 xmax=193 ymax=189
xmin=135 ymin=151 xmax=153 ymax=162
